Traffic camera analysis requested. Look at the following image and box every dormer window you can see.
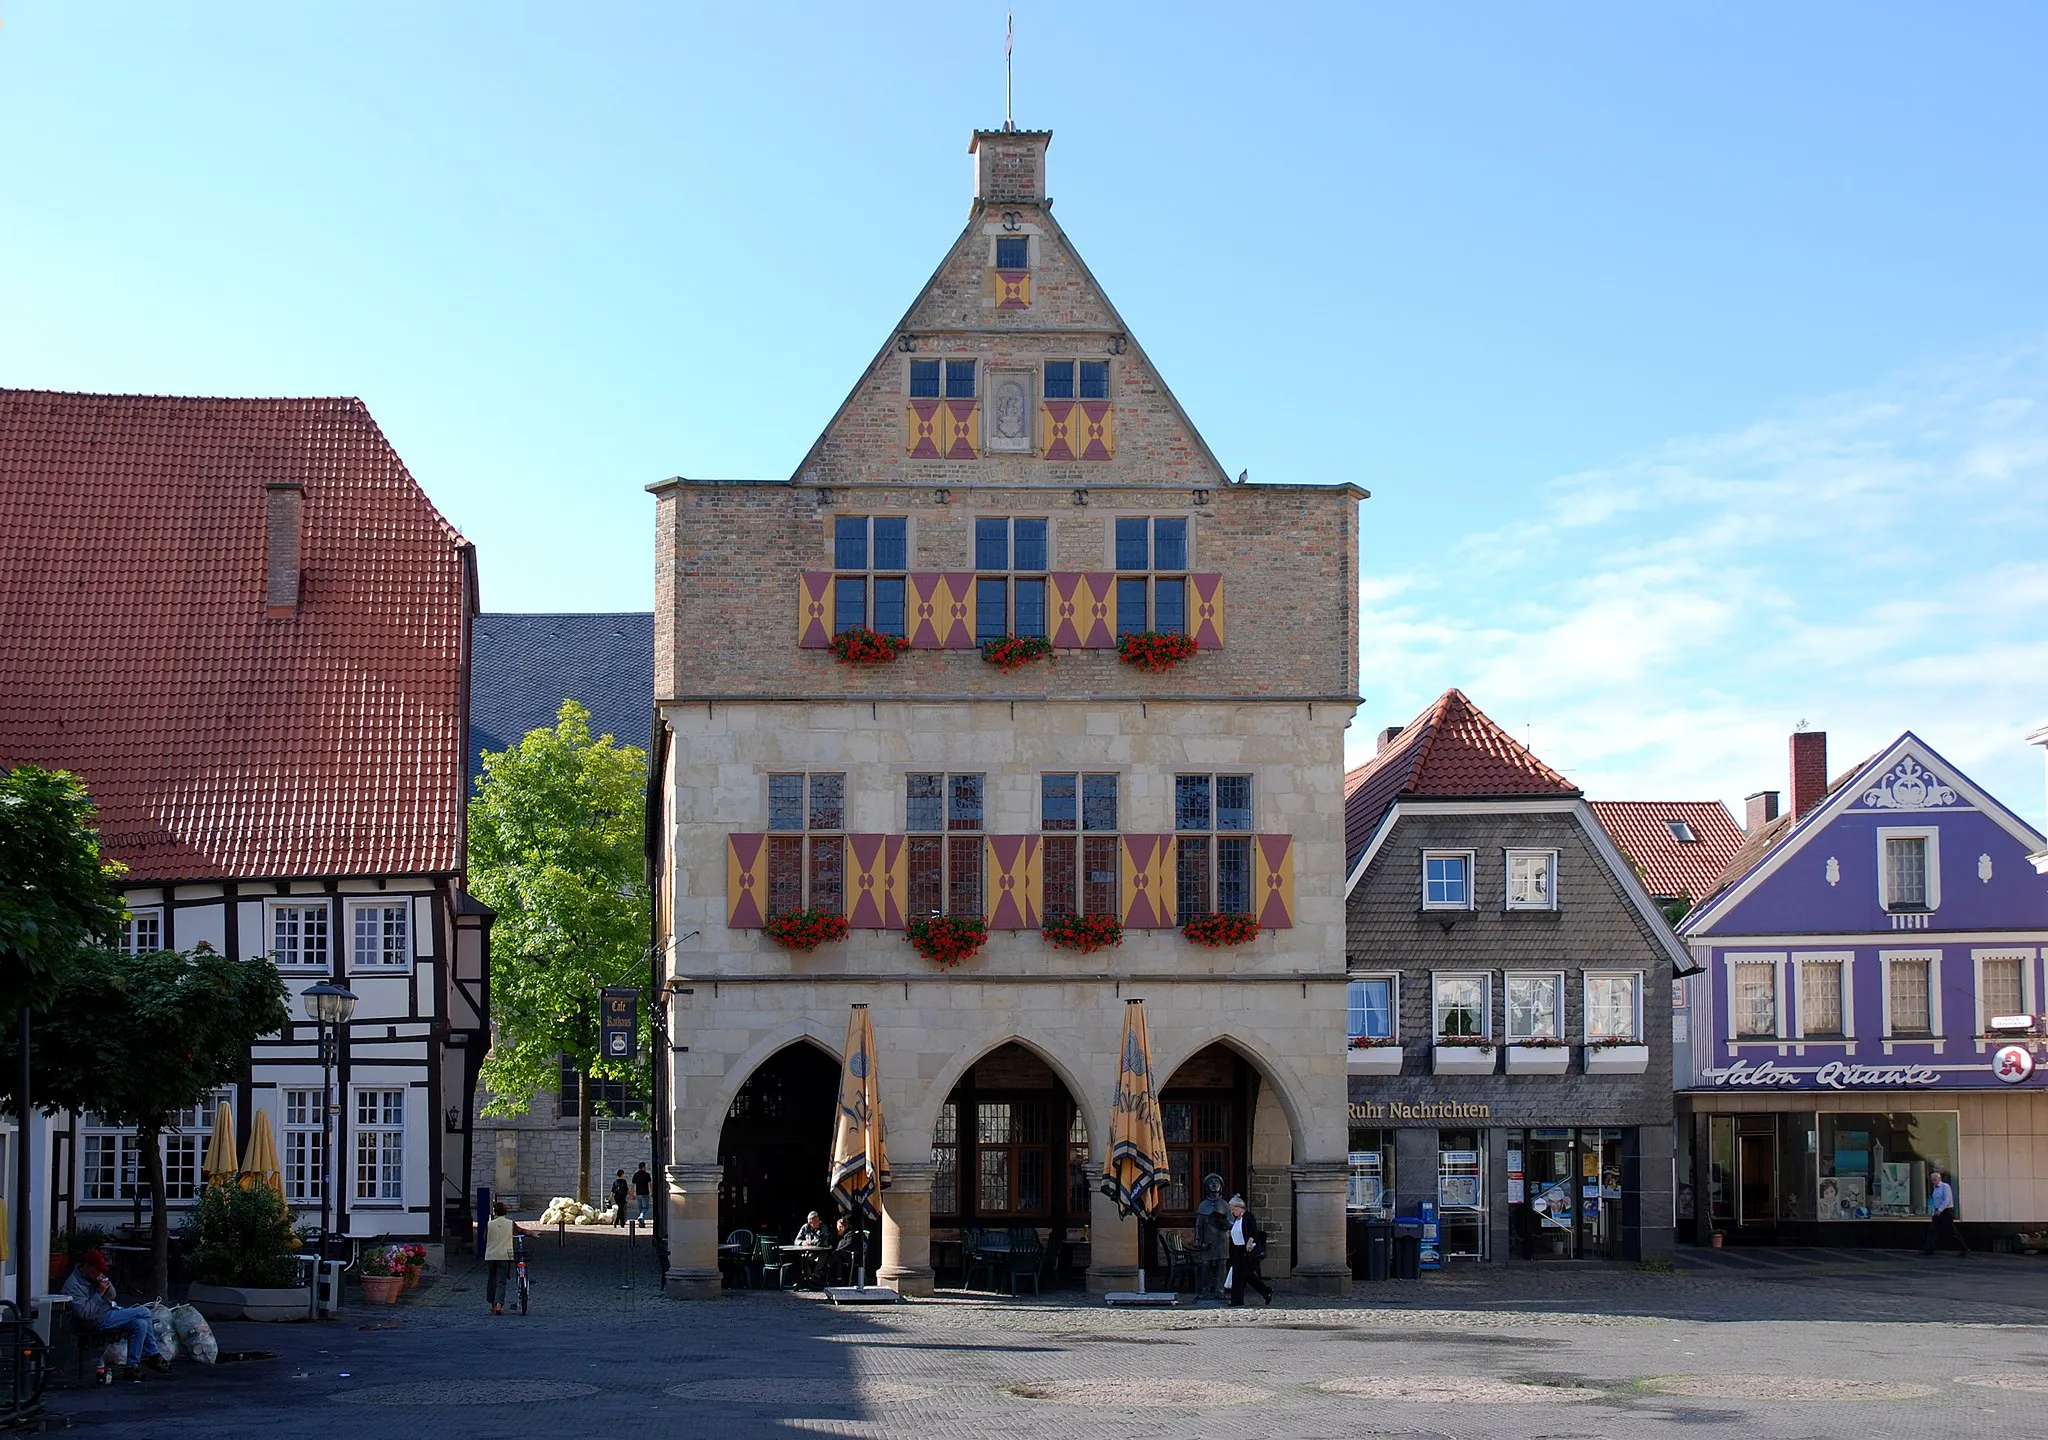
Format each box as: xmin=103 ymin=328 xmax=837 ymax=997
xmin=1667 ymin=820 xmax=1697 ymax=843
xmin=995 ymin=236 xmax=1029 ymax=270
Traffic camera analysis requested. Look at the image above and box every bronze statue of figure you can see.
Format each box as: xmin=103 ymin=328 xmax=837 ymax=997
xmin=1195 ymin=1172 xmax=1231 ymax=1299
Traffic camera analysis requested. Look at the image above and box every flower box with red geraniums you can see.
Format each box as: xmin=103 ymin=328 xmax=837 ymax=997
xmin=981 ymin=635 xmax=1053 ymax=672
xmin=829 ymin=627 xmax=911 ymax=666
xmin=763 ymin=908 xmax=851 ymax=953
xmin=1118 ymin=630 xmax=1199 ymax=673
xmin=1040 ymin=912 xmax=1123 ymax=955
xmin=1180 ymin=911 xmax=1260 ymax=947
xmin=906 ymin=915 xmax=987 ymax=969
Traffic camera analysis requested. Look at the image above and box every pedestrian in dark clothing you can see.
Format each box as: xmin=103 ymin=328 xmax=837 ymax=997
xmin=1924 ymin=1170 xmax=1970 ymax=1257
xmin=633 ymin=1162 xmax=653 ymax=1222
xmin=611 ymin=1169 xmax=631 ymax=1227
xmin=1226 ymin=1194 xmax=1273 ymax=1306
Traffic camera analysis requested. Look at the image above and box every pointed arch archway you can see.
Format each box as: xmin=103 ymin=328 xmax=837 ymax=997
xmin=715 ymin=1039 xmax=842 ymax=1246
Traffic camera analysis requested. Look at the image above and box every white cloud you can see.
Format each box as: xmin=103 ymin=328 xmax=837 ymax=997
xmin=1354 ymin=344 xmax=2048 ymax=829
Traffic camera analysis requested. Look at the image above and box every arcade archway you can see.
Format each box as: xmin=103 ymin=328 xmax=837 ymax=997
xmin=716 ymin=1041 xmax=839 ymax=1244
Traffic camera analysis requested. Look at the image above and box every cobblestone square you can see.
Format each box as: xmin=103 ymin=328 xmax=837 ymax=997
xmin=44 ymin=1231 xmax=2048 ymax=1439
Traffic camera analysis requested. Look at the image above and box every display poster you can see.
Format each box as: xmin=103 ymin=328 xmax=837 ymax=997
xmin=1833 ymin=1176 xmax=1867 ymax=1221
xmin=1877 ymin=1163 xmax=1911 ymax=1213
xmin=1507 ymin=1178 xmax=1525 ymax=1204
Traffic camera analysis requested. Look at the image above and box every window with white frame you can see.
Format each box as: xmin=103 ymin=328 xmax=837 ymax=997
xmin=1733 ymin=960 xmax=1778 ymax=1038
xmin=1877 ymin=828 xmax=1939 ymax=912
xmin=1433 ymin=974 xmax=1488 ymax=1040
xmin=1799 ymin=958 xmax=1847 ymax=1037
xmin=353 ymin=1088 xmax=405 ymax=1203
xmin=270 ymin=902 xmax=330 ymax=971
xmin=122 ymin=908 xmax=162 ymax=955
xmin=1175 ymin=773 xmax=1253 ymax=925
xmin=1347 ymin=977 xmax=1396 ymax=1043
xmin=1505 ymin=850 xmax=1556 ymax=910
xmin=283 ymin=1088 xmax=325 ymax=1206
xmin=162 ymin=1090 xmax=233 ymax=1201
xmin=1422 ymin=851 xmax=1473 ymax=910
xmin=85 ymin=1089 xmax=233 ymax=1204
xmin=1585 ymin=974 xmax=1643 ymax=1043
xmin=1505 ymin=973 xmax=1563 ymax=1042
xmin=1979 ymin=953 xmax=2027 ymax=1031
xmin=349 ymin=901 xmax=411 ymax=970
xmin=1886 ymin=955 xmax=1934 ymax=1036
xmin=81 ymin=1128 xmax=138 ymax=1202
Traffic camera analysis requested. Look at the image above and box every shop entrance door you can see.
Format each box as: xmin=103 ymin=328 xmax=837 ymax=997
xmin=1736 ymin=1121 xmax=1777 ymax=1229
xmin=1521 ymin=1130 xmax=1576 ymax=1258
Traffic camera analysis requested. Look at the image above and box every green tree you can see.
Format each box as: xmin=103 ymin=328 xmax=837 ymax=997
xmin=0 ymin=766 xmax=126 ymax=1018
xmin=0 ymin=945 xmax=290 ymax=1299
xmin=470 ymin=700 xmax=648 ymax=1203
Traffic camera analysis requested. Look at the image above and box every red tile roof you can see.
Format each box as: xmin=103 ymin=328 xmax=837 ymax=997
xmin=1344 ymin=689 xmax=1579 ymax=867
xmin=0 ymin=390 xmax=474 ymax=882
xmin=1588 ymin=800 xmax=1747 ymax=904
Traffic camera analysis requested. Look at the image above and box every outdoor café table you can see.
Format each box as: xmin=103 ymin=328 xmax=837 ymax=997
xmin=782 ymin=1244 xmax=829 ymax=1286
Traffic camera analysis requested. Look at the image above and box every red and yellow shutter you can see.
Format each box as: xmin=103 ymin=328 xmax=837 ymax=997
xmin=1119 ymin=835 xmax=1176 ymax=929
xmin=1081 ymin=572 xmax=1116 ymax=647
xmin=1253 ymin=834 xmax=1295 ymax=929
xmin=1190 ymin=573 xmax=1224 ymax=650
xmin=727 ymin=834 xmax=768 ymax=929
xmin=1041 ymin=401 xmax=1077 ymax=461
xmin=994 ymin=270 xmax=1031 ymax=310
xmin=941 ymin=400 xmax=980 ymax=460
xmin=984 ymin=835 xmax=1042 ymax=929
xmin=906 ymin=399 xmax=943 ymax=458
xmin=799 ymin=571 xmax=832 ymax=648
xmin=1077 ymin=401 xmax=1114 ymax=461
xmin=907 ymin=572 xmax=977 ymax=649
xmin=846 ymin=834 xmax=906 ymax=930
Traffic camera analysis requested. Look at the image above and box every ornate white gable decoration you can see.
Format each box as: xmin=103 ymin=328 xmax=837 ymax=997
xmin=1860 ymin=757 xmax=1958 ymax=811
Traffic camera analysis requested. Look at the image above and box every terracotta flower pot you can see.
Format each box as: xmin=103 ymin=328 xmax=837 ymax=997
xmin=361 ymin=1274 xmax=404 ymax=1305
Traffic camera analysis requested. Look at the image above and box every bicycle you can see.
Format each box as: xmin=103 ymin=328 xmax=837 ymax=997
xmin=514 ymin=1230 xmax=530 ymax=1315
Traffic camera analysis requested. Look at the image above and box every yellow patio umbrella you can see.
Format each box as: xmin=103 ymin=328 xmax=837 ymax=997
xmin=828 ymin=1004 xmax=889 ymax=1286
xmin=1102 ymin=999 xmax=1171 ymax=1298
xmin=242 ymin=1107 xmax=284 ymax=1199
xmin=203 ymin=1100 xmax=239 ymax=1184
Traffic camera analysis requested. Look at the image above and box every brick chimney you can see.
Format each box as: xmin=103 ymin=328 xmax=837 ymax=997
xmin=1376 ymin=725 xmax=1404 ymax=755
xmin=1744 ymin=790 xmax=1780 ymax=834
xmin=264 ymin=481 xmax=303 ymax=616
xmin=1790 ymin=731 xmax=1828 ymax=820
xmin=969 ymin=128 xmax=1051 ymax=204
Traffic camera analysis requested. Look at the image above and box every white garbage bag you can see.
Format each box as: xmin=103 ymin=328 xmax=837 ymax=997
xmin=143 ymin=1300 xmax=181 ymax=1362
xmin=169 ymin=1303 xmax=218 ymax=1364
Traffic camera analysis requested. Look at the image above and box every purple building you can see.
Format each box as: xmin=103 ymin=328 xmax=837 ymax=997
xmin=1676 ymin=730 xmax=2048 ymax=1246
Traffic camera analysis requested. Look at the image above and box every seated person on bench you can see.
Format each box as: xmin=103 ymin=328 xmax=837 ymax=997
xmin=63 ymin=1250 xmax=170 ymax=1377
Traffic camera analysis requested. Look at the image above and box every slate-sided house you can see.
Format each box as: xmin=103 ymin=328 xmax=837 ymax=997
xmin=0 ymin=390 xmax=491 ymax=1255
xmin=1677 ymin=730 xmax=2048 ymax=1246
xmin=1343 ymin=691 xmax=1683 ymax=1263
xmin=464 ymin=611 xmax=655 ymax=1207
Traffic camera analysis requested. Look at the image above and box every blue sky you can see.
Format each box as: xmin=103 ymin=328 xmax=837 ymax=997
xmin=6 ymin=3 xmax=2047 ymax=822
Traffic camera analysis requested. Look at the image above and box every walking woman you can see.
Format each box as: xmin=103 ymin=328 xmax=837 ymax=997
xmin=1226 ymin=1194 xmax=1273 ymax=1306
xmin=485 ymin=1201 xmax=516 ymax=1314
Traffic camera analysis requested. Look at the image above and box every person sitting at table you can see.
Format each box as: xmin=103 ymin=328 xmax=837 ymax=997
xmin=794 ymin=1211 xmax=827 ymax=1247
xmin=63 ymin=1250 xmax=170 ymax=1378
xmin=790 ymin=1211 xmax=829 ymax=1287
xmin=830 ymin=1215 xmax=864 ymax=1285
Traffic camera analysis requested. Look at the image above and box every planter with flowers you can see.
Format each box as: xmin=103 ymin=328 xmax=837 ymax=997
xmin=1505 ymin=1037 xmax=1571 ymax=1076
xmin=1180 ymin=911 xmax=1260 ymax=948
xmin=1584 ymin=1036 xmax=1649 ymax=1075
xmin=906 ymin=915 xmax=987 ymax=969
xmin=763 ymin=908 xmax=851 ymax=953
xmin=1118 ymin=630 xmax=1200 ymax=673
xmin=829 ymin=627 xmax=911 ymax=666
xmin=1432 ymin=1034 xmax=1498 ymax=1075
xmin=1041 ymin=912 xmax=1123 ymax=956
xmin=981 ymin=635 xmax=1053 ymax=672
xmin=1346 ymin=1035 xmax=1404 ymax=1075
xmin=358 ymin=1247 xmax=405 ymax=1305
xmin=397 ymin=1241 xmax=428 ymax=1289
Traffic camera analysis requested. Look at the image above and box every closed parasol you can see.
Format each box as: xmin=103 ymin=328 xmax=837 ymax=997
xmin=1102 ymin=999 xmax=1172 ymax=1302
xmin=202 ymin=1100 xmax=238 ymax=1184
xmin=242 ymin=1107 xmax=284 ymax=1198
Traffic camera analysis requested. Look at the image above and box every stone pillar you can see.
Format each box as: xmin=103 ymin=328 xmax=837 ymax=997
xmin=664 ymin=1161 xmax=723 ymax=1300
xmin=878 ymin=1162 xmax=935 ymax=1296
xmin=1086 ymin=1186 xmax=1140 ymax=1293
xmin=1247 ymin=1165 xmax=1294 ymax=1278
xmin=1291 ymin=1158 xmax=1353 ymax=1296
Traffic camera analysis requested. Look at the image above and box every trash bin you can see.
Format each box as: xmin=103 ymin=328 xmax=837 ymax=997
xmin=1393 ymin=1222 xmax=1423 ymax=1280
xmin=1345 ymin=1214 xmax=1371 ymax=1279
xmin=1365 ymin=1221 xmax=1393 ymax=1282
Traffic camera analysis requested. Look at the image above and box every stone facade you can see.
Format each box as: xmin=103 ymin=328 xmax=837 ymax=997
xmin=651 ymin=126 xmax=1364 ymax=1298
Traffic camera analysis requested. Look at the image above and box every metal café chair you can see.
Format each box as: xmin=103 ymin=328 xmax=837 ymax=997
xmin=1004 ymin=1226 xmax=1043 ymax=1296
xmin=753 ymin=1233 xmax=792 ymax=1289
xmin=1158 ymin=1228 xmax=1198 ymax=1292
xmin=720 ymin=1229 xmax=757 ymax=1289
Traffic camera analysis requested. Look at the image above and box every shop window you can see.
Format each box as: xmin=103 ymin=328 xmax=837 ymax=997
xmin=1505 ymin=973 xmax=1562 ymax=1042
xmin=831 ymin=516 xmax=909 ymax=636
xmin=1347 ymin=1128 xmax=1395 ymax=1218
xmin=765 ymin=772 xmax=845 ymax=917
xmin=1585 ymin=974 xmax=1642 ymax=1043
xmin=1174 ymin=773 xmax=1253 ymax=924
xmin=1347 ymin=977 xmax=1395 ymax=1042
xmin=1816 ymin=1112 xmax=1959 ymax=1220
xmin=1505 ymin=850 xmax=1555 ymax=910
xmin=1435 ymin=1131 xmax=1487 ymax=1260
xmin=1113 ymin=517 xmax=1190 ymax=635
xmin=1040 ymin=772 xmax=1119 ymax=920
xmin=1422 ymin=851 xmax=1472 ymax=910
xmin=907 ymin=773 xmax=984 ymax=918
xmin=1433 ymin=974 xmax=1488 ymax=1040
xmin=1732 ymin=959 xmax=1778 ymax=1038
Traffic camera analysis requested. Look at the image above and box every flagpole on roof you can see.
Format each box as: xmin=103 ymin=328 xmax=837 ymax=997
xmin=1005 ymin=13 xmax=1015 ymax=131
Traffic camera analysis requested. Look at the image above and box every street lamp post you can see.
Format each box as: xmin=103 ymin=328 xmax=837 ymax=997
xmin=302 ymin=982 xmax=359 ymax=1267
